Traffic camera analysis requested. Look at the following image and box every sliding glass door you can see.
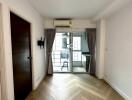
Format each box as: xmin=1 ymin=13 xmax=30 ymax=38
xmin=72 ymin=32 xmax=90 ymax=73
xmin=52 ymin=32 xmax=90 ymax=73
xmin=52 ymin=33 xmax=71 ymax=72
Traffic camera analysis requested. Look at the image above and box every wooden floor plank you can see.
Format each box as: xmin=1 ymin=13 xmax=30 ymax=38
xmin=26 ymin=74 xmax=124 ymax=100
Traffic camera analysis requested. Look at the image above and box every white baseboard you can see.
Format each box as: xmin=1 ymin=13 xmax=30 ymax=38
xmin=104 ymin=77 xmax=132 ymax=100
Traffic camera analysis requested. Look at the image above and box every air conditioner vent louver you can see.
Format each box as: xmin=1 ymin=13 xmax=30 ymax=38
xmin=53 ymin=19 xmax=72 ymax=27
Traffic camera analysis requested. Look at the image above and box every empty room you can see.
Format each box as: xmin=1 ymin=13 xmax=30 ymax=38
xmin=0 ymin=0 xmax=132 ymax=100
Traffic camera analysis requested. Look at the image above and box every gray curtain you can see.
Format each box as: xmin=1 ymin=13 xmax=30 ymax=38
xmin=86 ymin=29 xmax=96 ymax=76
xmin=45 ymin=29 xmax=56 ymax=75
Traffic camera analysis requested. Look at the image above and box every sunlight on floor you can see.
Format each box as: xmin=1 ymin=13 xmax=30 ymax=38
xmin=54 ymin=67 xmax=86 ymax=72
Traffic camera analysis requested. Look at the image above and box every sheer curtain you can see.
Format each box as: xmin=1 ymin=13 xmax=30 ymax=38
xmin=44 ymin=29 xmax=56 ymax=75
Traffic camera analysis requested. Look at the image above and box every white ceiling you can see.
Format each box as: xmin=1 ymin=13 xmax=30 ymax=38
xmin=29 ymin=0 xmax=131 ymax=19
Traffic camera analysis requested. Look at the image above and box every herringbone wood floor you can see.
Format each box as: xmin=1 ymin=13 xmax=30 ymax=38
xmin=26 ymin=74 xmax=124 ymax=100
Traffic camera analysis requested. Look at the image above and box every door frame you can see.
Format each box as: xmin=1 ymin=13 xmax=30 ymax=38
xmin=10 ymin=11 xmax=33 ymax=87
xmin=0 ymin=3 xmax=35 ymax=100
xmin=53 ymin=31 xmax=89 ymax=74
xmin=10 ymin=11 xmax=33 ymax=99
xmin=0 ymin=4 xmax=5 ymax=100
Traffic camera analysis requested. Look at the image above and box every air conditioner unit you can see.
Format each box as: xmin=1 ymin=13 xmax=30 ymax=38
xmin=53 ymin=19 xmax=72 ymax=27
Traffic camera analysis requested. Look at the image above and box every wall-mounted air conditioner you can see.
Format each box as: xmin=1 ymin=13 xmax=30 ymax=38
xmin=53 ymin=19 xmax=72 ymax=27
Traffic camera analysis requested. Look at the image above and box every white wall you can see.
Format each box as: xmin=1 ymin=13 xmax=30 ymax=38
xmin=0 ymin=0 xmax=46 ymax=100
xmin=96 ymin=19 xmax=106 ymax=79
xmin=105 ymin=2 xmax=132 ymax=100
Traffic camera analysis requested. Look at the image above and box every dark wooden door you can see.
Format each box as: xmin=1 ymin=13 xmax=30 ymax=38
xmin=10 ymin=12 xmax=32 ymax=100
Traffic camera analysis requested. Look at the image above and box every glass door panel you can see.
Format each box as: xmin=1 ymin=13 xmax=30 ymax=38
xmin=52 ymin=33 xmax=71 ymax=72
xmin=72 ymin=32 xmax=89 ymax=73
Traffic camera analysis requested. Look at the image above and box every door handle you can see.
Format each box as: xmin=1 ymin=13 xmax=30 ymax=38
xmin=27 ymin=57 xmax=32 ymax=60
